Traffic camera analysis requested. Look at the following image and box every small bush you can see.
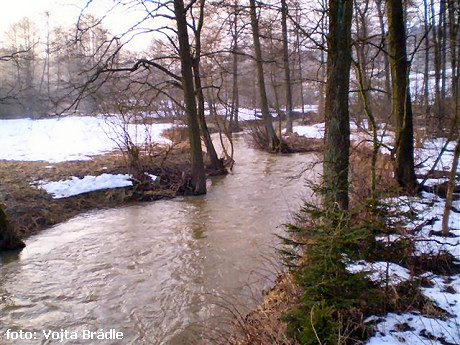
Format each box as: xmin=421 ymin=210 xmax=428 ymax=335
xmin=281 ymin=199 xmax=400 ymax=344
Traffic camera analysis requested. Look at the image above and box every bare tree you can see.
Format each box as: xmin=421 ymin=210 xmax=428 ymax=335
xmin=281 ymin=0 xmax=293 ymax=133
xmin=441 ymin=0 xmax=459 ymax=235
xmin=323 ymin=0 xmax=353 ymax=210
xmin=174 ymin=0 xmax=207 ymax=194
xmin=229 ymin=0 xmax=242 ymax=133
xmin=190 ymin=0 xmax=225 ymax=172
xmin=387 ymin=0 xmax=417 ymax=192
xmin=249 ymin=0 xmax=280 ymax=152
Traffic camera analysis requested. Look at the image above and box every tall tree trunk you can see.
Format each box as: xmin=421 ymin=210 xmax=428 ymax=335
xmin=0 ymin=206 xmax=25 ymax=251
xmin=323 ymin=0 xmax=353 ymax=210
xmin=295 ymin=5 xmax=305 ymax=118
xmin=281 ymin=0 xmax=293 ymax=133
xmin=318 ymin=7 xmax=327 ymax=118
xmin=442 ymin=139 xmax=459 ymax=235
xmin=231 ymin=45 xmax=240 ymax=131
xmin=442 ymin=0 xmax=460 ymax=236
xmin=423 ymin=0 xmax=431 ymax=115
xmin=174 ymin=0 xmax=206 ymax=194
xmin=355 ymin=0 xmax=372 ymax=129
xmin=249 ymin=0 xmax=280 ymax=151
xmin=230 ymin=1 xmax=240 ymax=132
xmin=269 ymin=63 xmax=283 ymax=139
xmin=375 ymin=0 xmax=392 ymax=110
xmin=193 ymin=62 xmax=223 ymax=172
xmin=387 ymin=0 xmax=417 ymax=192
xmin=192 ymin=0 xmax=224 ymax=172
xmin=440 ymin=0 xmax=447 ymax=122
xmin=355 ymin=60 xmax=379 ymax=200
xmin=432 ymin=0 xmax=443 ymax=130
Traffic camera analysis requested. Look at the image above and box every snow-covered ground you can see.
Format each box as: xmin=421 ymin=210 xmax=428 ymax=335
xmin=285 ymin=123 xmax=325 ymax=139
xmin=32 ymin=172 xmax=158 ymax=199
xmin=203 ymin=104 xmax=273 ymax=121
xmin=345 ymin=190 xmax=460 ymax=344
xmin=0 ymin=115 xmax=169 ymax=198
xmin=33 ymin=174 xmax=134 ymax=199
xmin=346 ymin=260 xmax=411 ymax=287
xmin=288 ymin=121 xmax=394 ymax=147
xmin=288 ymin=120 xmax=459 ymax=344
xmin=292 ymin=105 xmax=319 ymax=113
xmin=204 ymin=104 xmax=319 ymax=121
xmin=416 ymin=138 xmax=458 ymax=175
xmin=349 ymin=184 xmax=459 ymax=343
xmin=290 ymin=121 xmax=458 ymax=177
xmin=0 ymin=115 xmax=173 ymax=162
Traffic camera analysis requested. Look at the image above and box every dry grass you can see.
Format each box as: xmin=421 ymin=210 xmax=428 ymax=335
xmin=0 ymin=145 xmax=193 ymax=241
xmin=162 ymin=126 xmax=189 ymax=143
xmin=349 ymin=144 xmax=398 ymax=204
xmin=229 ymin=274 xmax=300 ymax=345
xmin=283 ymin=134 xmax=323 ymax=153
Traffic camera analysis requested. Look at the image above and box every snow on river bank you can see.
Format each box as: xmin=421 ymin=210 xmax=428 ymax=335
xmin=0 ymin=116 xmax=172 ymax=162
xmin=33 ymin=174 xmax=134 ymax=199
xmin=290 ymin=122 xmax=458 ymax=175
xmin=32 ymin=172 xmax=158 ymax=199
xmin=289 ymin=121 xmax=459 ymax=344
xmin=353 ymin=191 xmax=460 ymax=345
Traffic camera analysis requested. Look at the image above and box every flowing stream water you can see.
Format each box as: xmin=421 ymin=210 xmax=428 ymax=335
xmin=0 ymin=135 xmax=320 ymax=344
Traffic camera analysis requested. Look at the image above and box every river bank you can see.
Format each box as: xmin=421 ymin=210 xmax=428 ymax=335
xmin=228 ymin=127 xmax=460 ymax=345
xmin=0 ymin=144 xmax=199 ymax=249
xmin=0 ymin=133 xmax=319 ymax=344
xmin=0 ymin=115 xmax=219 ymax=251
xmin=0 ymin=115 xmax=324 ymax=252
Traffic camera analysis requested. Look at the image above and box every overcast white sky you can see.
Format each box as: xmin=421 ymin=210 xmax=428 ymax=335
xmin=0 ymin=0 xmax=158 ymax=51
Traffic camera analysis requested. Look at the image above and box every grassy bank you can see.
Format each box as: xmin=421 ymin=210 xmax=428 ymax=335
xmin=0 ymin=142 xmax=218 ymax=251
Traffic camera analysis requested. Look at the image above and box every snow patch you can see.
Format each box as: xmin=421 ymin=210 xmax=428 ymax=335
xmin=288 ymin=123 xmax=325 ymax=139
xmin=34 ymin=173 xmax=133 ymax=199
xmin=0 ymin=116 xmax=173 ymax=162
xmin=346 ymin=260 xmax=411 ymax=286
xmin=365 ymin=188 xmax=460 ymax=345
xmin=144 ymin=172 xmax=158 ymax=181
xmin=366 ymin=311 xmax=460 ymax=345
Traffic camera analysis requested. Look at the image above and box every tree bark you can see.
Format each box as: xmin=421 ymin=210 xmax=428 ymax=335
xmin=192 ymin=0 xmax=224 ymax=172
xmin=281 ymin=0 xmax=293 ymax=133
xmin=249 ymin=0 xmax=280 ymax=151
xmin=230 ymin=1 xmax=241 ymax=132
xmin=440 ymin=0 xmax=447 ymax=123
xmin=0 ymin=206 xmax=25 ymax=252
xmin=387 ymin=0 xmax=417 ymax=192
xmin=193 ymin=61 xmax=223 ymax=172
xmin=174 ymin=0 xmax=206 ymax=194
xmin=355 ymin=0 xmax=373 ymax=128
xmin=423 ymin=0 xmax=431 ymax=115
xmin=295 ymin=5 xmax=305 ymax=118
xmin=442 ymin=139 xmax=459 ymax=235
xmin=432 ymin=0 xmax=443 ymax=129
xmin=442 ymin=0 xmax=460 ymax=236
xmin=323 ymin=0 xmax=353 ymax=210
xmin=375 ymin=0 xmax=392 ymax=110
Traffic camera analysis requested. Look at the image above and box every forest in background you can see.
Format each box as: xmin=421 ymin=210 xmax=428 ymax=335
xmin=1 ymin=0 xmax=455 ymax=127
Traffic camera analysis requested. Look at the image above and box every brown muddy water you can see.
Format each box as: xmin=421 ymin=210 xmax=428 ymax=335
xmin=0 ymin=135 xmax=320 ymax=344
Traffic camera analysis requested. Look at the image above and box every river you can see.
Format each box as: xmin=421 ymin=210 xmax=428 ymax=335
xmin=0 ymin=135 xmax=320 ymax=344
